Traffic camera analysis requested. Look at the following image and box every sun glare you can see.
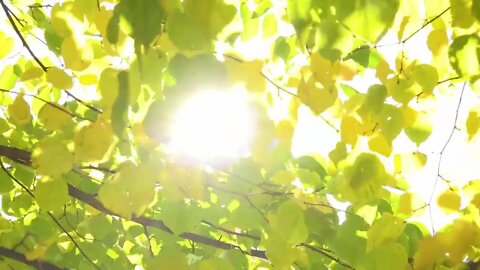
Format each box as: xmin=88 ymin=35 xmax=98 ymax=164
xmin=168 ymin=89 xmax=255 ymax=164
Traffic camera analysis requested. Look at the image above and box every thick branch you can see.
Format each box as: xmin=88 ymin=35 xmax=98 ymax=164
xmin=0 ymin=144 xmax=268 ymax=259
xmin=0 ymin=246 xmax=63 ymax=270
xmin=67 ymin=184 xmax=267 ymax=259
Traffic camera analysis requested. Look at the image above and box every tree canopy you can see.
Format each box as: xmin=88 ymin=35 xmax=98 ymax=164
xmin=0 ymin=0 xmax=480 ymax=269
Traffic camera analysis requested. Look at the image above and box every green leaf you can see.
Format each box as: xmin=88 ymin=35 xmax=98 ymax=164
xmin=111 ymin=71 xmax=129 ymax=138
xmin=262 ymin=13 xmax=277 ymax=38
xmin=160 ymin=201 xmax=202 ymax=235
xmin=113 ymin=0 xmax=164 ymax=47
xmin=449 ymin=35 xmax=480 ymax=81
xmin=335 ymin=0 xmax=399 ymax=43
xmin=167 ymin=0 xmax=236 ymax=50
xmin=269 ymin=200 xmax=308 ymax=243
xmin=34 ymin=178 xmax=70 ymax=212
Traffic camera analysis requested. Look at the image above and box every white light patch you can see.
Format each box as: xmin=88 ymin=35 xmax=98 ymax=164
xmin=168 ymin=90 xmax=255 ymax=164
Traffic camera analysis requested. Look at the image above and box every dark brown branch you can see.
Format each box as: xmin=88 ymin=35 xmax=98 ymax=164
xmin=0 ymin=247 xmax=64 ymax=270
xmin=0 ymin=145 xmax=32 ymax=166
xmin=67 ymin=184 xmax=267 ymax=259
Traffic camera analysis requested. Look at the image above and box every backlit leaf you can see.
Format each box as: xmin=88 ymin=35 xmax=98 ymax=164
xmin=0 ymin=31 xmax=14 ymax=59
xmin=335 ymin=0 xmax=399 ymax=43
xmin=8 ymin=93 xmax=32 ymax=125
xmin=35 ymin=177 xmax=70 ymax=212
xmin=98 ymin=162 xmax=157 ymax=218
xmin=32 ymin=137 xmax=73 ymax=178
xmin=38 ymin=103 xmax=72 ymax=131
xmin=269 ymin=200 xmax=308 ymax=243
xmin=437 ymin=190 xmax=461 ymax=213
xmin=46 ymin=67 xmax=73 ymax=89
xmin=466 ymin=106 xmax=480 ymax=140
xmin=449 ymin=35 xmax=480 ymax=80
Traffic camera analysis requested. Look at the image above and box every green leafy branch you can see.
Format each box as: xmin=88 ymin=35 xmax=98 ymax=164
xmin=0 ymin=144 xmax=356 ymax=268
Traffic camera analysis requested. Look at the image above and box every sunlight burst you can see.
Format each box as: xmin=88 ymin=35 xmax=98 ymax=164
xmin=168 ymin=89 xmax=255 ymax=164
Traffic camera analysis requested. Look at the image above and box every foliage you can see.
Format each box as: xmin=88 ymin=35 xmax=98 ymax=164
xmin=0 ymin=0 xmax=479 ymax=269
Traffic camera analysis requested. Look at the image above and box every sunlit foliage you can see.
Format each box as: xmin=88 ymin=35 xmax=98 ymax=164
xmin=0 ymin=0 xmax=479 ymax=269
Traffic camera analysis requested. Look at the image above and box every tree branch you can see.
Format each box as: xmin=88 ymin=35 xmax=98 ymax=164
xmin=0 ymin=247 xmax=64 ymax=270
xmin=0 ymin=0 xmax=47 ymax=71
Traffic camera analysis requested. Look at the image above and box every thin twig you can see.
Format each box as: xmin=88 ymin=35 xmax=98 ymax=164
xmin=427 ymin=82 xmax=466 ymax=233
xmin=0 ymin=88 xmax=92 ymax=122
xmin=402 ymin=7 xmax=451 ymax=43
xmin=438 ymin=76 xmax=461 ymax=85
xmin=300 ymin=243 xmax=354 ymax=269
xmin=144 ymin=226 xmax=154 ymax=257
xmin=0 ymin=0 xmax=47 ymax=71
xmin=47 ymin=212 xmax=100 ymax=270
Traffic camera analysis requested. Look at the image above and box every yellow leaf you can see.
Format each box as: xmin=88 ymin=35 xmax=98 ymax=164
xmin=20 ymin=67 xmax=44 ymax=81
xmin=8 ymin=93 xmax=32 ymax=125
xmin=397 ymin=192 xmax=425 ymax=218
xmin=38 ymin=103 xmax=72 ymax=131
xmin=97 ymin=68 xmax=119 ymax=108
xmin=375 ymin=59 xmax=391 ymax=83
xmin=0 ymin=31 xmax=14 ymax=59
xmin=74 ymin=117 xmax=115 ymax=163
xmin=368 ymin=133 xmax=392 ymax=157
xmin=271 ymin=170 xmax=295 ymax=185
xmin=329 ymin=142 xmax=347 ymax=165
xmin=414 ymin=236 xmax=445 ymax=270
xmin=403 ymin=108 xmax=432 ymax=145
xmin=427 ymin=29 xmax=449 ymax=57
xmin=276 ymin=120 xmax=294 ymax=148
xmin=25 ymin=243 xmax=49 ymax=261
xmin=437 ymin=219 xmax=479 ymax=264
xmin=98 ymin=162 xmax=157 ymax=217
xmin=34 ymin=177 xmax=70 ymax=212
xmin=46 ymin=67 xmax=73 ymax=89
xmin=226 ymin=59 xmax=266 ymax=92
xmin=336 ymin=153 xmax=386 ymax=205
xmin=393 ymin=152 xmax=427 ymax=174
xmin=79 ymin=74 xmax=98 ymax=85
xmin=334 ymin=60 xmax=357 ymax=81
xmin=61 ymin=35 xmax=93 ymax=71
xmin=466 ymin=106 xmax=480 ymax=141
xmin=310 ymin=53 xmax=335 ymax=88
xmin=450 ymin=0 xmax=475 ymax=28
xmin=341 ymin=116 xmax=360 ymax=145
xmin=412 ymin=64 xmax=438 ymax=95
xmin=32 ymin=137 xmax=73 ymax=177
xmin=367 ymin=213 xmax=405 ymax=252
xmin=437 ymin=190 xmax=461 ymax=213
xmin=298 ymin=78 xmax=337 ymax=114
